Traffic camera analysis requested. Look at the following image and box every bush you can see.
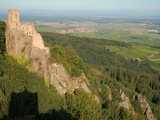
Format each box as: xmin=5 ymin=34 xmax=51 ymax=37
xmin=64 ymin=91 xmax=102 ymax=120
xmin=49 ymin=44 xmax=84 ymax=77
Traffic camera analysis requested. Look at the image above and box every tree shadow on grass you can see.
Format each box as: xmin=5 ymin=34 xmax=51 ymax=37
xmin=1 ymin=89 xmax=74 ymax=120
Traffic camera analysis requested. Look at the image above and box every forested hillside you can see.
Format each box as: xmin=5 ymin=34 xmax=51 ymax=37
xmin=41 ymin=32 xmax=160 ymax=120
xmin=0 ymin=21 xmax=101 ymax=120
xmin=0 ymin=19 xmax=160 ymax=120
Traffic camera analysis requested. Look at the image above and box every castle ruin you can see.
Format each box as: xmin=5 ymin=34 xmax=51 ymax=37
xmin=5 ymin=9 xmax=92 ymax=96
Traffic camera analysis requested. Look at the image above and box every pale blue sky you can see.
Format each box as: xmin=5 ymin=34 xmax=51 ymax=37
xmin=0 ymin=0 xmax=160 ymax=17
xmin=0 ymin=0 xmax=160 ymax=11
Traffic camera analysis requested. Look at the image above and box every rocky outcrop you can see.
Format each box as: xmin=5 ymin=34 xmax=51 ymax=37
xmin=5 ymin=9 xmax=92 ymax=96
xmin=119 ymin=91 xmax=157 ymax=120
xmin=138 ymin=94 xmax=157 ymax=120
xmin=119 ymin=90 xmax=135 ymax=116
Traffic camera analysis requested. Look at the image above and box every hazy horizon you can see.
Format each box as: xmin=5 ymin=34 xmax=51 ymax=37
xmin=1 ymin=0 xmax=160 ymax=11
xmin=0 ymin=0 xmax=160 ymax=20
xmin=0 ymin=9 xmax=160 ymax=21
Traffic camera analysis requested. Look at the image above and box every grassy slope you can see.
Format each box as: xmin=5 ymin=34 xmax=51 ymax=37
xmin=0 ymin=55 xmax=101 ymax=120
xmin=0 ymin=55 xmax=64 ymax=118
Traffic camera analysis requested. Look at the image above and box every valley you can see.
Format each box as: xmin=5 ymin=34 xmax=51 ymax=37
xmin=37 ymin=19 xmax=160 ymax=71
xmin=40 ymin=21 xmax=160 ymax=119
xmin=0 ymin=11 xmax=160 ymax=120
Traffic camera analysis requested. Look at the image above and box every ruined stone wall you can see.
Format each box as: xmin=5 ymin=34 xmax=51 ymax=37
xmin=5 ymin=9 xmax=92 ymax=96
xmin=20 ymin=23 xmax=35 ymax=36
xmin=7 ymin=9 xmax=20 ymax=29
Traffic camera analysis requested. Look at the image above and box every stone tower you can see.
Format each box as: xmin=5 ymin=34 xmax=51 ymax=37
xmin=7 ymin=9 xmax=20 ymax=29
